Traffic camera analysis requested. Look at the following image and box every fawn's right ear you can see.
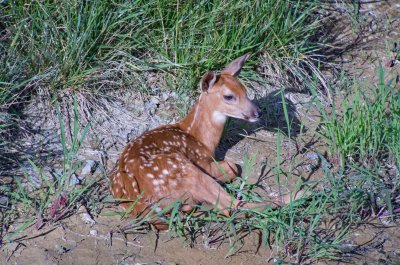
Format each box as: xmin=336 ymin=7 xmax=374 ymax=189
xmin=201 ymin=71 xmax=217 ymax=92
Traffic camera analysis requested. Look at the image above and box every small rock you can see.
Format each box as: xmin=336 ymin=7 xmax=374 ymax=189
xmin=55 ymin=244 xmax=69 ymax=254
xmin=149 ymin=96 xmax=160 ymax=105
xmin=303 ymin=164 xmax=313 ymax=173
xmin=89 ymin=229 xmax=98 ymax=236
xmin=81 ymin=212 xmax=95 ymax=225
xmin=305 ymin=152 xmax=319 ymax=161
xmin=69 ymin=173 xmax=83 ymax=186
xmin=161 ymin=92 xmax=170 ymax=101
xmin=78 ymin=205 xmax=96 ymax=226
xmin=0 ymin=196 xmax=9 ymax=206
xmin=81 ymin=160 xmax=96 ymax=175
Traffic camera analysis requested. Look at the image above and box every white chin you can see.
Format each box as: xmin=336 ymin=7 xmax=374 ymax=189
xmin=212 ymin=111 xmax=227 ymax=124
xmin=248 ymin=118 xmax=258 ymax=123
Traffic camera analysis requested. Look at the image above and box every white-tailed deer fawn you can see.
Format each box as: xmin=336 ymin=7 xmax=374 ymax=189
xmin=110 ymin=54 xmax=296 ymax=229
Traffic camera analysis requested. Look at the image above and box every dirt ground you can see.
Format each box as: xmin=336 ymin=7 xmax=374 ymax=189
xmin=2 ymin=1 xmax=400 ymax=265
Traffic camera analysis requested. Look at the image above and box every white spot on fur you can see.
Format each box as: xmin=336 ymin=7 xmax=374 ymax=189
xmin=147 ymin=173 xmax=155 ymax=179
xmin=162 ymin=169 xmax=169 ymax=175
xmin=153 ymin=166 xmax=159 ymax=171
xmin=128 ymin=173 xmax=134 ymax=178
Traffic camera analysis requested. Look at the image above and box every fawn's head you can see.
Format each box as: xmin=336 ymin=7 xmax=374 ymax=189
xmin=200 ymin=54 xmax=261 ymax=124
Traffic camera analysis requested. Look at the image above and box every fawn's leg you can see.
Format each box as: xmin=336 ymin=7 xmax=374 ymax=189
xmin=178 ymin=162 xmax=262 ymax=216
xmin=196 ymin=159 xmax=239 ymax=183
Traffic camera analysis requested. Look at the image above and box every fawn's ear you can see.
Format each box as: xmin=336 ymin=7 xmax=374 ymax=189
xmin=221 ymin=53 xmax=250 ymax=77
xmin=201 ymin=71 xmax=217 ymax=92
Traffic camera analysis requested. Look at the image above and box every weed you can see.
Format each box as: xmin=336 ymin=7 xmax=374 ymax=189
xmin=1 ymin=98 xmax=99 ymax=244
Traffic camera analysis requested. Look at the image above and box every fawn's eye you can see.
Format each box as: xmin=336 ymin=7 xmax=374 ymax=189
xmin=223 ymin=95 xmax=235 ymax=101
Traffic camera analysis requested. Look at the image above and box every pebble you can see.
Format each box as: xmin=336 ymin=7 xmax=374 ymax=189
xmin=89 ymin=229 xmax=98 ymax=236
xmin=0 ymin=196 xmax=9 ymax=206
xmin=305 ymin=152 xmax=319 ymax=161
xmin=81 ymin=160 xmax=96 ymax=175
xmin=69 ymin=173 xmax=82 ymax=186
xmin=80 ymin=211 xmax=96 ymax=226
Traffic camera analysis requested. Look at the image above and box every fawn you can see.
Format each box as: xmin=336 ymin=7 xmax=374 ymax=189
xmin=110 ymin=54 xmax=296 ymax=229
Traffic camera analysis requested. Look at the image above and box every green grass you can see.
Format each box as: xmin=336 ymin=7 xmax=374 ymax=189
xmin=0 ymin=98 xmax=103 ymax=245
xmin=0 ymin=0 xmax=321 ymax=107
xmin=310 ymin=63 xmax=399 ymax=223
xmin=321 ymin=64 xmax=400 ymax=168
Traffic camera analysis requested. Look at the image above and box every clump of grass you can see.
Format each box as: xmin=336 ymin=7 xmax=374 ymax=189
xmin=0 ymin=0 xmax=321 ymax=108
xmin=0 ymin=98 xmax=102 ymax=244
xmin=309 ymin=63 xmax=399 ymax=224
xmin=322 ymin=63 xmax=400 ymax=169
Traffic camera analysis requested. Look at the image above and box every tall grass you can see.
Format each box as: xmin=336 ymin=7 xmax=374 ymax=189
xmin=0 ymin=0 xmax=320 ymax=107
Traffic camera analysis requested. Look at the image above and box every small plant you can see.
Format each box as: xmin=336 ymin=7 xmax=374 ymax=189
xmin=1 ymin=98 xmax=98 ymax=244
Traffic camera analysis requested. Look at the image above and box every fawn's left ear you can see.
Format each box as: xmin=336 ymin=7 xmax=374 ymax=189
xmin=201 ymin=71 xmax=217 ymax=92
xmin=221 ymin=53 xmax=250 ymax=77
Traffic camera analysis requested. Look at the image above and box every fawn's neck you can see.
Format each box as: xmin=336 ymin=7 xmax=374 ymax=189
xmin=178 ymin=93 xmax=226 ymax=154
